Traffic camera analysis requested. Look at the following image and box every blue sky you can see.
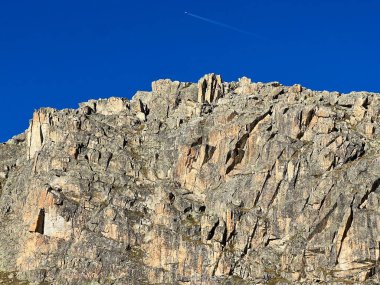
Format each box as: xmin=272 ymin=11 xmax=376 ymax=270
xmin=1 ymin=0 xmax=379 ymax=142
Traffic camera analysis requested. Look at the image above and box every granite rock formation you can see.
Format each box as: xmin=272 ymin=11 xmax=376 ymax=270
xmin=1 ymin=73 xmax=380 ymax=284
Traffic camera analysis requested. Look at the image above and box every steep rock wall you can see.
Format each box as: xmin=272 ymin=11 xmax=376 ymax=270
xmin=0 ymin=74 xmax=380 ymax=284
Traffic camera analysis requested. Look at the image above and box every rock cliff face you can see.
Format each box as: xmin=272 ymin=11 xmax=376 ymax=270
xmin=1 ymin=74 xmax=380 ymax=284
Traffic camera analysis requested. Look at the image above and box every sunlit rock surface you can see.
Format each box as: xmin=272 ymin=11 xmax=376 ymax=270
xmin=1 ymin=74 xmax=380 ymax=284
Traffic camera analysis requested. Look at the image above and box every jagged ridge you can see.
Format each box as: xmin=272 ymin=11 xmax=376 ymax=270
xmin=0 ymin=74 xmax=380 ymax=284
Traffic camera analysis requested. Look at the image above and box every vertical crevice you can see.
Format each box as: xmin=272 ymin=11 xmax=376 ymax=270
xmin=336 ymin=197 xmax=355 ymax=264
xmin=36 ymin=208 xmax=45 ymax=234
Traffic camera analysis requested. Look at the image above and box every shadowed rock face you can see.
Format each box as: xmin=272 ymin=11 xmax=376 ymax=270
xmin=1 ymin=73 xmax=380 ymax=284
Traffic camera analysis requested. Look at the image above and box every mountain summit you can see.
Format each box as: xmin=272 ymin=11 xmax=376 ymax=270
xmin=1 ymin=74 xmax=379 ymax=284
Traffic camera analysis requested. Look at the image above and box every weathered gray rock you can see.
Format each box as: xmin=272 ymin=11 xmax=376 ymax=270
xmin=1 ymin=74 xmax=380 ymax=284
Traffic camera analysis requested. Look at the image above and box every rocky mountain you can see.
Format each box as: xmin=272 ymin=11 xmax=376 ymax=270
xmin=0 ymin=74 xmax=380 ymax=284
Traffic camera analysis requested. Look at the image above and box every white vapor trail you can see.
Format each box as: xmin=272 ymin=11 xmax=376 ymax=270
xmin=185 ymin=12 xmax=258 ymax=37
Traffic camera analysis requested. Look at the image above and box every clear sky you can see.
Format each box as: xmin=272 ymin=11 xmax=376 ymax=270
xmin=1 ymin=0 xmax=379 ymax=142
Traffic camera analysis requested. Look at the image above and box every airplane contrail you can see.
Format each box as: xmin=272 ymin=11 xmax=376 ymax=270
xmin=185 ymin=11 xmax=259 ymax=37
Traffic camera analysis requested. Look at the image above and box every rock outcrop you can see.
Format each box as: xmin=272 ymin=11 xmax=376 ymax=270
xmin=197 ymin=73 xmax=224 ymax=104
xmin=1 ymin=73 xmax=380 ymax=284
